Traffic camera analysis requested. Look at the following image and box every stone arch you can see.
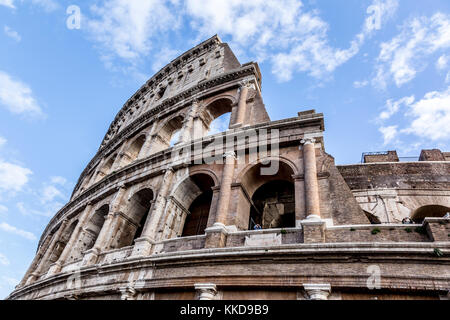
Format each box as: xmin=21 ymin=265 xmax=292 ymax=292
xmin=151 ymin=114 xmax=185 ymax=153
xmin=43 ymin=219 xmax=78 ymax=274
xmin=164 ymin=173 xmax=216 ymax=238
xmin=235 ymin=158 xmax=297 ymax=230
xmin=198 ymin=97 xmax=235 ymax=136
xmin=114 ymin=188 xmax=154 ymax=249
xmin=69 ymin=204 xmax=109 ymax=263
xmin=411 ymin=205 xmax=450 ymax=223
xmin=94 ymin=153 xmax=118 ymax=183
xmin=118 ymin=134 xmax=147 ymax=168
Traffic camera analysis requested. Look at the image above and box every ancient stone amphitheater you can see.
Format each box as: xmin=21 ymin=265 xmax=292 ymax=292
xmin=8 ymin=36 xmax=450 ymax=300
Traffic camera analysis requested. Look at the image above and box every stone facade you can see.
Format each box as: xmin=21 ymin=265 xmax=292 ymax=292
xmin=8 ymin=36 xmax=450 ymax=300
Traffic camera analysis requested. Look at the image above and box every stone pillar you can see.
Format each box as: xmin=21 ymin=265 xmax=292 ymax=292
xmin=178 ymin=101 xmax=199 ymax=144
xmin=131 ymin=168 xmax=174 ymax=256
xmin=195 ymin=283 xmax=218 ymax=300
xmin=300 ymin=138 xmax=321 ymax=219
xmin=204 ymin=152 xmax=235 ymax=248
xmin=82 ymin=186 xmax=127 ymax=266
xmin=232 ymin=82 xmax=249 ymax=128
xmin=26 ymin=219 xmax=70 ymax=284
xmin=303 ymin=283 xmax=331 ymax=300
xmin=293 ymin=176 xmax=306 ymax=226
xmin=214 ymin=152 xmax=236 ymax=226
xmin=47 ymin=203 xmax=93 ymax=276
xmin=137 ymin=131 xmax=155 ymax=159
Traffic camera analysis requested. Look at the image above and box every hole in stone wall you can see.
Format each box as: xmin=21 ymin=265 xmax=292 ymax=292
xmin=249 ymin=180 xmax=295 ymax=230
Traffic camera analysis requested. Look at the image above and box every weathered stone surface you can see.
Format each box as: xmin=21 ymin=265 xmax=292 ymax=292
xmin=9 ymin=36 xmax=450 ymax=301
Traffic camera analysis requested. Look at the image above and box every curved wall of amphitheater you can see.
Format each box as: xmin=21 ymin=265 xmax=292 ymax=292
xmin=8 ymin=36 xmax=450 ymax=301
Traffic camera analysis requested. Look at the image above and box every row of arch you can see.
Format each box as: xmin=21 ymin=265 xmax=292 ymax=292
xmin=42 ymin=158 xmax=301 ymax=275
xmin=77 ymin=97 xmax=237 ymax=195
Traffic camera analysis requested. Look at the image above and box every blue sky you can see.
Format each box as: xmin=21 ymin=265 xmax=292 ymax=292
xmin=0 ymin=0 xmax=449 ymax=298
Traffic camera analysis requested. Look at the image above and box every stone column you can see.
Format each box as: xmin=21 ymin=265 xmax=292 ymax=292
xmin=178 ymin=101 xmax=199 ymax=144
xmin=195 ymin=283 xmax=218 ymax=300
xmin=82 ymin=186 xmax=127 ymax=266
xmin=233 ymin=82 xmax=249 ymax=127
xmin=303 ymin=283 xmax=331 ymax=300
xmin=26 ymin=219 xmax=70 ymax=284
xmin=131 ymin=168 xmax=175 ymax=256
xmin=205 ymin=152 xmax=235 ymax=248
xmin=213 ymin=152 xmax=236 ymax=226
xmin=301 ymin=138 xmax=321 ymax=219
xmin=47 ymin=203 xmax=93 ymax=276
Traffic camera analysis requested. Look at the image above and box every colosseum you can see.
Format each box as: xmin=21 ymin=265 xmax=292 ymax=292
xmin=8 ymin=35 xmax=450 ymax=300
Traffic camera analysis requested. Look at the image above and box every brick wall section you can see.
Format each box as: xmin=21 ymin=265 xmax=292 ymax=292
xmin=338 ymin=162 xmax=450 ymax=190
xmin=424 ymin=218 xmax=450 ymax=242
xmin=326 ymin=226 xmax=430 ymax=243
xmin=320 ymin=153 xmax=369 ymax=224
xmin=419 ymin=149 xmax=446 ymax=161
xmin=364 ymin=151 xmax=399 ymax=163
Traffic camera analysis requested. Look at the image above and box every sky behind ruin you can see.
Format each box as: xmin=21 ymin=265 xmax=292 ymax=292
xmin=0 ymin=0 xmax=449 ymax=298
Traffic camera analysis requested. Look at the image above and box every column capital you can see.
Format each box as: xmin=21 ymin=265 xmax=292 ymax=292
xmin=195 ymin=283 xmax=218 ymax=300
xmin=303 ymin=283 xmax=331 ymax=300
xmin=223 ymin=151 xmax=236 ymax=159
xmin=300 ymin=138 xmax=316 ymax=146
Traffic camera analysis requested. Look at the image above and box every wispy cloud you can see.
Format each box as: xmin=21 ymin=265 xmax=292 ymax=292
xmin=373 ymin=12 xmax=450 ymax=88
xmin=377 ymin=86 xmax=450 ymax=147
xmin=0 ymin=160 xmax=32 ymax=194
xmin=0 ymin=0 xmax=15 ymax=9
xmin=4 ymin=25 xmax=21 ymax=42
xmin=0 ymin=253 xmax=10 ymax=266
xmin=0 ymin=71 xmax=45 ymax=118
xmin=0 ymin=222 xmax=36 ymax=241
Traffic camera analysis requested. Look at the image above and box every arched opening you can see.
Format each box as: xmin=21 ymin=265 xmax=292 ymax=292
xmin=249 ymin=180 xmax=295 ymax=230
xmin=151 ymin=116 xmax=184 ymax=153
xmin=42 ymin=220 xmax=78 ymax=274
xmin=239 ymin=160 xmax=296 ymax=230
xmin=199 ymin=98 xmax=233 ymax=137
xmin=167 ymin=173 xmax=215 ymax=238
xmin=115 ymin=188 xmax=154 ymax=249
xmin=69 ymin=204 xmax=109 ymax=263
xmin=208 ymin=112 xmax=231 ymax=135
xmin=182 ymin=189 xmax=213 ymax=237
xmin=127 ymin=135 xmax=146 ymax=161
xmin=412 ymin=205 xmax=450 ymax=223
xmin=94 ymin=153 xmax=117 ymax=183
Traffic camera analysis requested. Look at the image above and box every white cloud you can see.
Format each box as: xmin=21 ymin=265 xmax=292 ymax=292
xmin=50 ymin=176 xmax=66 ymax=185
xmin=436 ymin=54 xmax=449 ymax=70
xmin=0 ymin=137 xmax=6 ymax=148
xmin=0 ymin=160 xmax=32 ymax=193
xmin=379 ymin=125 xmax=398 ymax=145
xmin=0 ymin=0 xmax=15 ymax=9
xmin=379 ymin=95 xmax=415 ymax=121
xmin=0 ymin=71 xmax=45 ymax=118
xmin=4 ymin=25 xmax=21 ymax=42
xmin=30 ymin=0 xmax=59 ymax=12
xmin=86 ymin=0 xmax=180 ymax=65
xmin=401 ymin=87 xmax=450 ymax=140
xmin=0 ymin=253 xmax=9 ymax=266
xmin=374 ymin=13 xmax=450 ymax=88
xmin=41 ymin=185 xmax=64 ymax=204
xmin=353 ymin=80 xmax=369 ymax=88
xmin=0 ymin=222 xmax=36 ymax=241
